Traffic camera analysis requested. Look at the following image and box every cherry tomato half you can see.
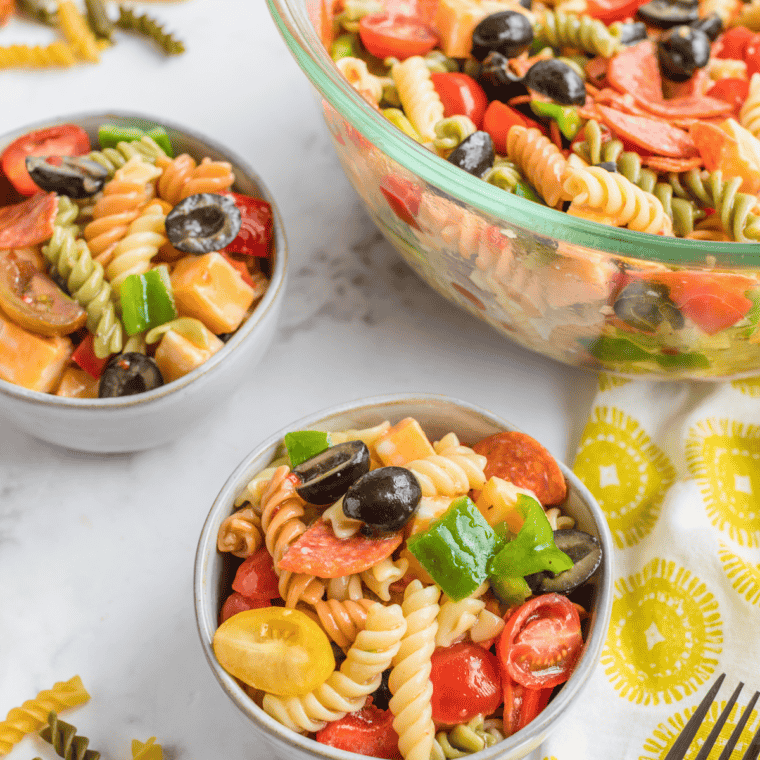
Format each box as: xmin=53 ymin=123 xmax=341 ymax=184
xmin=715 ymin=26 xmax=756 ymax=60
xmin=431 ymin=73 xmax=489 ymax=130
xmin=430 ymin=642 xmax=502 ymax=725
xmin=219 ymin=591 xmax=270 ymax=624
xmin=502 ymin=678 xmax=553 ymax=736
xmin=497 ymin=594 xmax=583 ymax=689
xmin=316 ymin=702 xmax=400 ymax=758
xmin=359 ymin=13 xmax=438 ymax=61
xmin=705 ymin=78 xmax=750 ymax=118
xmin=482 ymin=101 xmax=547 ymax=155
xmin=0 ymin=124 xmax=90 ymax=196
xmin=584 ymin=0 xmax=647 ymax=25
xmin=231 ymin=548 xmax=281 ymax=600
xmin=745 ymin=34 xmax=760 ymax=78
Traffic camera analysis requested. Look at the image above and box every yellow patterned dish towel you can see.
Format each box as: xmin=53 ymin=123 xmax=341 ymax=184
xmin=540 ymin=374 xmax=760 ymax=760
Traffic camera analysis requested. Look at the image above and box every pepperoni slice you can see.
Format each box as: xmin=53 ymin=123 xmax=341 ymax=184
xmin=597 ymin=106 xmax=697 ymax=158
xmin=607 ymin=41 xmax=732 ymax=120
xmin=0 ymin=192 xmax=58 ymax=248
xmin=643 ymin=155 xmax=703 ymax=173
xmin=278 ymin=519 xmax=403 ymax=578
xmin=472 ymin=431 xmax=567 ymax=506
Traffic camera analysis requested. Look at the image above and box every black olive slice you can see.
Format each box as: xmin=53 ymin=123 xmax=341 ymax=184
xmin=293 ymin=440 xmax=371 ymax=506
xmin=164 ymin=193 xmax=242 ymax=254
xmin=98 ymin=352 xmax=165 ymax=397
xmin=343 ymin=466 xmax=422 ymax=536
xmin=447 ymin=131 xmax=495 ymax=177
xmin=613 ymin=280 xmax=684 ymax=332
xmin=616 ymin=21 xmax=648 ymax=45
xmin=523 ymin=59 xmax=586 ymax=106
xmin=657 ymin=25 xmax=710 ymax=81
xmin=525 ymin=529 xmax=602 ymax=595
xmin=691 ymin=13 xmax=722 ymax=40
xmin=25 ymin=155 xmax=109 ymax=198
xmin=637 ymin=0 xmax=698 ymax=28
xmin=471 ymin=10 xmax=534 ymax=61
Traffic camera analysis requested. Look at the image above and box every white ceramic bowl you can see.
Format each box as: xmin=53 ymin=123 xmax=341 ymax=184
xmin=194 ymin=393 xmax=613 ymax=760
xmin=0 ymin=112 xmax=287 ymax=453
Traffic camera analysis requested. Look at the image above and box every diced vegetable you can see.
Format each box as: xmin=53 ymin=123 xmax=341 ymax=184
xmin=71 ymin=333 xmax=110 ymax=378
xmin=120 ymin=266 xmax=178 ymax=337
xmin=285 ymin=430 xmax=333 ymax=468
xmin=529 ymin=101 xmax=583 ymax=140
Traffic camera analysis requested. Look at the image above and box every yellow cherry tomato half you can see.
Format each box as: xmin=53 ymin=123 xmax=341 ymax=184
xmin=213 ymin=607 xmax=335 ymax=697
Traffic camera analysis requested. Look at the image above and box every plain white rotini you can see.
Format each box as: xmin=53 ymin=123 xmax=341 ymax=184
xmin=435 ymin=595 xmax=486 ymax=648
xmin=322 ymin=497 xmax=363 ymax=539
xmin=546 ymin=506 xmax=576 ymax=531
xmin=392 ymin=56 xmax=445 ymax=141
xmin=469 ymin=608 xmax=505 ymax=644
xmin=361 ymin=555 xmax=409 ymax=601
xmin=233 ymin=461 xmax=288 ymax=509
xmin=741 ymin=73 xmax=760 ymax=140
xmin=262 ymin=602 xmax=406 ymax=733
xmin=389 ymin=580 xmax=441 ymax=760
xmin=336 ymin=56 xmax=386 ymax=105
xmin=326 ymin=572 xmax=364 ymax=601
xmin=406 ymin=434 xmax=486 ymax=497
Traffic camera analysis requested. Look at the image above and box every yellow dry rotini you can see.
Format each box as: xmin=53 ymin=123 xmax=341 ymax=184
xmin=57 ymin=0 xmax=101 ymax=62
xmin=0 ymin=41 xmax=76 ymax=69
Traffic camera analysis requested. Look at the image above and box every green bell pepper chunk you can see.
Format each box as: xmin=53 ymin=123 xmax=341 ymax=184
xmin=490 ymin=575 xmax=532 ymax=606
xmin=120 ymin=267 xmax=178 ymax=336
xmin=529 ymin=100 xmax=583 ymax=140
xmin=98 ymin=124 xmax=174 ymax=157
xmin=488 ymin=493 xmax=573 ymax=579
xmin=284 ymin=431 xmax=332 ymax=468
xmin=513 ymin=180 xmax=544 ymax=204
xmin=407 ymin=496 xmax=499 ymax=601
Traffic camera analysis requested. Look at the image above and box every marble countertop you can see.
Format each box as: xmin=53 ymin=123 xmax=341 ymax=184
xmin=0 ymin=2 xmax=597 ymax=757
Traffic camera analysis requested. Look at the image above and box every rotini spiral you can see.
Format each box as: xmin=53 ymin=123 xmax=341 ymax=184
xmin=54 ymin=195 xmax=82 ymax=236
xmin=105 ymin=202 xmax=167 ymax=292
xmin=57 ymin=0 xmax=100 ymax=62
xmin=217 ymin=506 xmax=263 ymax=558
xmin=535 ymin=10 xmax=622 ymax=58
xmin=155 ymin=154 xmax=235 ymax=206
xmin=545 ymin=506 xmax=575 ymax=531
xmin=0 ymin=676 xmax=90 ymax=755
xmin=87 ymin=136 xmax=166 ymax=178
xmin=740 ymin=73 xmax=760 ymax=140
xmin=260 ymin=466 xmax=325 ymax=607
xmin=326 ymin=572 xmax=364 ymax=601
xmin=131 ymin=737 xmax=163 ymax=760
xmin=432 ymin=715 xmax=503 ymax=760
xmin=392 ymin=56 xmax=445 ymax=142
xmin=322 ymin=498 xmax=363 ymax=539
xmin=42 ymin=226 xmax=123 ymax=357
xmin=40 ymin=711 xmax=100 ymax=760
xmin=0 ymin=42 xmax=76 ymax=69
xmin=432 ymin=116 xmax=477 ymax=155
xmin=315 ymin=597 xmax=376 ymax=650
xmin=116 ymin=6 xmax=186 ymax=55
xmin=389 ymin=580 xmax=441 ymax=760
xmin=262 ymin=602 xmax=406 ymax=732
xmin=435 ymin=595 xmax=486 ymax=648
xmin=506 ymin=126 xmax=570 ymax=208
xmin=234 ymin=463 xmax=287 ymax=509
xmin=336 ymin=56 xmax=386 ymax=105
xmin=563 ymin=165 xmax=673 ymax=235
xmin=482 ymin=159 xmax=524 ymax=193
xmin=406 ymin=433 xmax=486 ymax=497
xmin=361 ymin=555 xmax=409 ymax=601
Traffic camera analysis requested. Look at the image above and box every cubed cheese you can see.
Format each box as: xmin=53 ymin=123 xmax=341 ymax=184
xmin=154 ymin=327 xmax=224 ymax=384
xmin=0 ymin=309 xmax=72 ymax=392
xmin=401 ymin=496 xmax=454 ymax=585
xmin=55 ymin=367 xmax=99 ymax=398
xmin=170 ymin=252 xmax=256 ymax=334
xmin=375 ymin=417 xmax=435 ymax=466
xmin=475 ymin=476 xmax=537 ymax=532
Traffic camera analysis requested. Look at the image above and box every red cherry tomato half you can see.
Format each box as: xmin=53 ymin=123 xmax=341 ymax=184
xmin=0 ymin=124 xmax=91 ymax=196
xmin=231 ymin=548 xmax=281 ymax=600
xmin=316 ymin=702 xmax=399 ymax=758
xmin=359 ymin=13 xmax=438 ymax=61
xmin=225 ymin=192 xmax=273 ymax=258
xmin=219 ymin=591 xmax=270 ymax=623
xmin=502 ymin=678 xmax=553 ymax=736
xmin=705 ymin=78 xmax=750 ymax=118
xmin=745 ymin=34 xmax=760 ymax=78
xmin=497 ymin=594 xmax=583 ymax=690
xmin=715 ymin=26 xmax=756 ymax=60
xmin=482 ymin=101 xmax=547 ymax=155
xmin=584 ymin=0 xmax=646 ymax=25
xmin=430 ymin=642 xmax=502 ymax=725
xmin=431 ymin=73 xmax=489 ymax=130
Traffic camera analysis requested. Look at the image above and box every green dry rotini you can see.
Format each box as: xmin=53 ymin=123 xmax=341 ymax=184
xmin=39 ymin=711 xmax=100 ymax=760
xmin=116 ymin=6 xmax=185 ymax=56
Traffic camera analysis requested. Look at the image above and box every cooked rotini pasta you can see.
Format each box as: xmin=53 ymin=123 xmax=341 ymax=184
xmin=0 ymin=676 xmax=90 ymax=756
xmin=389 ymin=580 xmax=441 ymax=760
xmin=435 ymin=595 xmax=486 ymax=648
xmin=432 ymin=715 xmax=502 ymax=760
xmin=506 ymin=126 xmax=570 ymax=208
xmin=740 ymin=73 xmax=760 ymax=140
xmin=545 ymin=506 xmax=576 ymax=531
xmin=57 ymin=0 xmax=101 ymax=62
xmin=360 ymin=555 xmax=409 ymax=601
xmin=326 ymin=572 xmax=365 ymax=601
xmin=131 ymin=737 xmax=163 ymax=760
xmin=40 ymin=711 xmax=99 ymax=760
xmin=336 ymin=56 xmax=386 ymax=105
xmin=314 ymin=597 xmax=376 ymax=650
xmin=55 ymin=195 xmax=81 ymax=233
xmin=406 ymin=433 xmax=486 ymax=497
xmin=482 ymin=159 xmax=524 ymax=193
xmin=87 ymin=136 xmax=166 ymax=178
xmin=735 ymin=0 xmax=760 ymax=29
xmin=535 ymin=10 xmax=622 ymax=58
xmin=262 ymin=602 xmax=406 ymax=732
xmin=179 ymin=157 xmax=236 ymax=200
xmin=432 ymin=115 xmax=477 ymax=155
xmin=217 ymin=506 xmax=263 ymax=557
xmin=392 ymin=56 xmax=445 ymax=142
xmin=469 ymin=607 xmax=505 ymax=644
xmin=233 ymin=463 xmax=288 ymax=509
xmin=0 ymin=41 xmax=76 ymax=68
xmin=322 ymin=497 xmax=363 ymax=538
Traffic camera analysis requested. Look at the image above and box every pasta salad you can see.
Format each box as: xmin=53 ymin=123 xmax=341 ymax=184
xmin=213 ymin=417 xmax=603 ymax=759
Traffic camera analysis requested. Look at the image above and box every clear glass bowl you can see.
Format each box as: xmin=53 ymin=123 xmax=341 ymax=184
xmin=267 ymin=0 xmax=760 ymax=380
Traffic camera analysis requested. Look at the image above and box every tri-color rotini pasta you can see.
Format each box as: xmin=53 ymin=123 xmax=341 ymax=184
xmin=213 ymin=417 xmax=602 ymax=759
xmin=0 ymin=120 xmax=273 ymax=397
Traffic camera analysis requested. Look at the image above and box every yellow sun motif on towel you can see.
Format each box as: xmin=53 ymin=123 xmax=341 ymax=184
xmin=732 ymin=376 xmax=760 ymax=397
xmin=685 ymin=419 xmax=760 ymax=548
xmin=601 ymin=558 xmax=723 ymax=706
xmin=717 ymin=543 xmax=760 ymax=606
xmin=641 ymin=696 xmax=760 ymax=758
xmin=573 ymin=406 xmax=676 ymax=549
xmin=598 ymin=373 xmax=630 ymax=392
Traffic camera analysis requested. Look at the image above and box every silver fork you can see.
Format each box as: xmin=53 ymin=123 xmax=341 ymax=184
xmin=664 ymin=673 xmax=760 ymax=760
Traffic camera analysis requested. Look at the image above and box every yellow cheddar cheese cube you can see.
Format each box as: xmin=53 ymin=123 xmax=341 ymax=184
xmin=0 ymin=309 xmax=72 ymax=392
xmin=170 ymin=252 xmax=256 ymax=335
xmin=55 ymin=367 xmax=99 ymax=398
xmin=154 ymin=327 xmax=224 ymax=384
xmin=375 ymin=417 xmax=435 ymax=466
xmin=475 ymin=476 xmax=537 ymax=532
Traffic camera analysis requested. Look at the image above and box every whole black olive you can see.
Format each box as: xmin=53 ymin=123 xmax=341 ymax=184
xmin=525 ymin=529 xmax=602 ymax=595
xmin=478 ymin=51 xmax=528 ymax=102
xmin=447 ymin=131 xmax=495 ymax=177
xmin=613 ymin=280 xmax=684 ymax=332
xmin=518 ymin=0 xmax=532 ymax=9
xmin=343 ymin=467 xmax=422 ymax=536
xmin=471 ymin=11 xmax=534 ymax=61
xmin=616 ymin=21 xmax=648 ymax=45
xmin=293 ymin=440 xmax=370 ymax=506
xmin=596 ymin=161 xmax=618 ymax=172
xmin=691 ymin=12 xmax=722 ymax=40
xmin=637 ymin=0 xmax=698 ymax=28
xmin=25 ymin=155 xmax=109 ymax=198
xmin=98 ymin=352 xmax=164 ymax=397
xmin=657 ymin=25 xmax=710 ymax=82
xmin=165 ymin=193 xmax=242 ymax=254
xmin=523 ymin=59 xmax=586 ymax=106
xmin=370 ymin=669 xmax=392 ymax=710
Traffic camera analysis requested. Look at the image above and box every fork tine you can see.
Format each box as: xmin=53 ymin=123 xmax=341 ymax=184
xmin=741 ymin=715 xmax=760 ymax=760
xmin=717 ymin=690 xmax=760 ymax=760
xmin=664 ymin=674 xmax=726 ymax=760
xmin=694 ymin=681 xmax=744 ymax=760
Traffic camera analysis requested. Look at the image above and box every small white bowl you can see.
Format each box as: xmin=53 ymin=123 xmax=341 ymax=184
xmin=0 ymin=112 xmax=287 ymax=453
xmin=194 ymin=393 xmax=613 ymax=760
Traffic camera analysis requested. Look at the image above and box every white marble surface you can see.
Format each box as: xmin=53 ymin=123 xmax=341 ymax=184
xmin=0 ymin=2 xmax=597 ymax=757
